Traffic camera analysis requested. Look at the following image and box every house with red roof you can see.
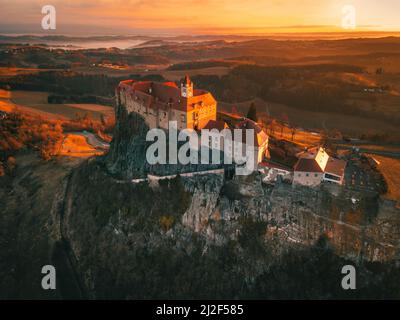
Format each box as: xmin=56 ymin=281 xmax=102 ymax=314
xmin=259 ymin=161 xmax=293 ymax=183
xmin=293 ymin=147 xmax=346 ymax=186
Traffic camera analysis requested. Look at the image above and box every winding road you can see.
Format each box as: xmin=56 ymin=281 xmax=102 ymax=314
xmin=72 ymin=131 xmax=110 ymax=150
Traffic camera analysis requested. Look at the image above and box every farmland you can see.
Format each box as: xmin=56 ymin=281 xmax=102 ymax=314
xmin=370 ymin=155 xmax=400 ymax=203
xmin=0 ymin=88 xmax=113 ymax=164
xmin=219 ymin=97 xmax=400 ymax=141
xmin=6 ymin=90 xmax=114 ymax=121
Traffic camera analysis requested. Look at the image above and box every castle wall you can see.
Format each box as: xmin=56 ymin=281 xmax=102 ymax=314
xmin=118 ymin=83 xmax=216 ymax=131
xmin=186 ymin=104 xmax=217 ymax=130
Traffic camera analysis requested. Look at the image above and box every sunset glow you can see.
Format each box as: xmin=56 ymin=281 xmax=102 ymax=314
xmin=1 ymin=0 xmax=400 ymax=35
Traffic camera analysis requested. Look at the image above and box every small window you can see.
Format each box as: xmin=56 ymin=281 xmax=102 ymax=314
xmin=298 ymin=173 xmax=301 ymax=177
xmin=315 ymin=174 xmax=318 ymax=177
xmin=306 ymin=173 xmax=309 ymax=177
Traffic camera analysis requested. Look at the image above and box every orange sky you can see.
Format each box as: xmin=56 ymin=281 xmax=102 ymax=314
xmin=1 ymin=0 xmax=400 ymax=34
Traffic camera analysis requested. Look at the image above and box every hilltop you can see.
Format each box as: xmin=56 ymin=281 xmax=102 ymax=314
xmin=1 ymin=35 xmax=400 ymax=299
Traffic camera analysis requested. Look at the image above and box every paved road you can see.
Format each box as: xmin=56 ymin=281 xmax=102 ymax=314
xmin=71 ymin=131 xmax=110 ymax=150
xmin=337 ymin=145 xmax=400 ymax=159
xmin=333 ymin=139 xmax=400 ymax=158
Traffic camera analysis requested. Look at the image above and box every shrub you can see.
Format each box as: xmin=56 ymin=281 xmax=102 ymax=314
xmin=160 ymin=215 xmax=175 ymax=231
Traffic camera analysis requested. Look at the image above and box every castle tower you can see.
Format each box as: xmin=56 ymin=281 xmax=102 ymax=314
xmin=181 ymin=75 xmax=193 ymax=98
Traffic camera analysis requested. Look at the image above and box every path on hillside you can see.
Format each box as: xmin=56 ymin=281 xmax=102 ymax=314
xmin=72 ymin=131 xmax=110 ymax=150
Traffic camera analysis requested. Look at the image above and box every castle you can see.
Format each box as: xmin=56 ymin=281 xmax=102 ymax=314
xmin=116 ymin=76 xmax=270 ymax=169
xmin=116 ymin=75 xmax=217 ymax=131
xmin=115 ymin=77 xmax=350 ymax=184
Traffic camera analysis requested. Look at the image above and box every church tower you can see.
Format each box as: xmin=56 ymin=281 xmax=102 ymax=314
xmin=181 ymin=75 xmax=193 ymax=98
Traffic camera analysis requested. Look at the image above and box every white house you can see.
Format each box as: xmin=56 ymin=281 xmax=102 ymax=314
xmin=293 ymin=147 xmax=346 ymax=186
xmin=201 ymin=118 xmax=269 ymax=169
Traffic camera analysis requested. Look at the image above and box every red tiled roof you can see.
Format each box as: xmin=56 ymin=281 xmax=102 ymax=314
xmin=235 ymin=119 xmax=268 ymax=147
xmin=296 ymin=146 xmax=319 ymax=159
xmin=260 ymin=161 xmax=292 ymax=172
xmin=119 ymin=79 xmax=216 ymax=112
xmin=201 ymin=118 xmax=268 ymax=148
xmin=325 ymin=158 xmax=346 ymax=177
xmin=163 ymin=81 xmax=178 ymax=88
xmin=204 ymin=120 xmax=228 ymax=131
xmin=294 ymin=158 xmax=324 ymax=173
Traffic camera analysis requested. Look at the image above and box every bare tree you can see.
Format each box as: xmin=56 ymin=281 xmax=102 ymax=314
xmin=291 ymin=127 xmax=297 ymax=141
xmin=269 ymin=119 xmax=277 ymax=136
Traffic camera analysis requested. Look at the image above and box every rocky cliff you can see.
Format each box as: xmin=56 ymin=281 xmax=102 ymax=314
xmin=105 ymin=102 xmax=224 ymax=179
xmin=59 ymin=102 xmax=400 ymax=298
xmin=105 ymin=100 xmax=151 ymax=179
xmin=105 ymin=101 xmax=400 ymax=263
xmin=61 ymin=158 xmax=400 ymax=298
xmin=175 ymin=170 xmax=400 ymax=262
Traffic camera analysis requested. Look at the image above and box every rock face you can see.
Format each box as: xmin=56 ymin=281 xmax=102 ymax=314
xmin=106 ymin=101 xmax=224 ymax=179
xmin=104 ymin=101 xmax=400 ymax=263
xmin=105 ymin=101 xmax=151 ymax=179
xmin=64 ymin=101 xmax=400 ymax=298
xmin=179 ymin=172 xmax=400 ymax=262
xmin=62 ymin=160 xmax=400 ymax=298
